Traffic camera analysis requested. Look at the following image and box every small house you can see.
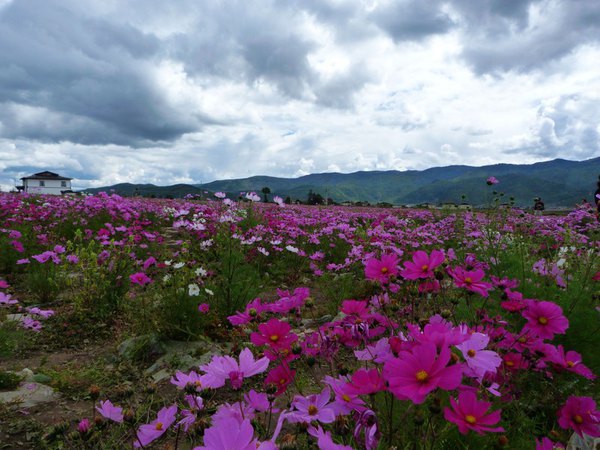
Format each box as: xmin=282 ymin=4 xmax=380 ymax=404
xmin=17 ymin=171 xmax=73 ymax=195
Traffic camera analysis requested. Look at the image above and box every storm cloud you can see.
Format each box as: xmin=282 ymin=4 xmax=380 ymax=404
xmin=0 ymin=0 xmax=598 ymax=190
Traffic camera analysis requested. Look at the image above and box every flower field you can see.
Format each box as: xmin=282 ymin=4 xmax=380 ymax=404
xmin=0 ymin=191 xmax=598 ymax=449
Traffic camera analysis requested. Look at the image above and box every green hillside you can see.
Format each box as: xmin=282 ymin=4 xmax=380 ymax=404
xmin=83 ymin=157 xmax=600 ymax=207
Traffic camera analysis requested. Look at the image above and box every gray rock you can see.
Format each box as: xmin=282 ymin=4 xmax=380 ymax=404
xmin=118 ymin=334 xmax=166 ymax=362
xmin=143 ymin=337 xmax=228 ymax=381
xmin=0 ymin=382 xmax=58 ymax=408
xmin=151 ymin=369 xmax=171 ymax=383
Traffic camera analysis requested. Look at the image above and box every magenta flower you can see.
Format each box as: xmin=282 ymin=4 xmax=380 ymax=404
xmin=308 ymin=425 xmax=354 ymax=450
xmin=449 ymin=267 xmax=492 ymax=297
xmin=364 ymin=253 xmax=399 ymax=284
xmin=548 ymin=346 xmax=596 ymax=380
xmin=444 ymin=391 xmax=504 ymax=435
xmin=557 ymin=396 xmax=600 ymax=438
xmin=198 ymin=303 xmax=210 ymax=313
xmin=486 ymin=176 xmax=499 ymax=185
xmin=456 ymin=332 xmax=501 ymax=378
xmin=323 ymin=375 xmax=366 ymax=415
xmin=78 ymin=418 xmax=91 ymax=434
xmin=535 ymin=437 xmax=564 ymax=450
xmin=129 ymin=272 xmax=151 ymax=286
xmin=347 ymin=368 xmax=386 ymax=395
xmin=134 ymin=404 xmax=178 ymax=448
xmin=264 ymin=363 xmax=295 ymax=396
xmin=194 ymin=418 xmax=257 ymax=450
xmin=96 ymin=400 xmax=124 ymax=423
xmin=522 ymin=300 xmax=568 ymax=339
xmin=250 ymin=318 xmax=297 ymax=351
xmin=289 ymin=387 xmax=336 ymax=424
xmin=383 ymin=342 xmax=462 ymax=404
xmin=199 ymin=348 xmax=269 ymax=389
xmin=401 ymin=250 xmax=445 ymax=280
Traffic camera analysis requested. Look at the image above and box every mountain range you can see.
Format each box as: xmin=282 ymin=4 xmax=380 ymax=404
xmin=83 ymin=157 xmax=600 ymax=207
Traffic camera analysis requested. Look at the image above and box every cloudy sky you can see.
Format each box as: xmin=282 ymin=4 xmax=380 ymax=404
xmin=1 ymin=0 xmax=599 ymax=190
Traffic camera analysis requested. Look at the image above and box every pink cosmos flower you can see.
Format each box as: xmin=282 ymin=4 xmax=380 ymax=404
xmin=444 ymin=391 xmax=504 ymax=435
xmin=308 ymin=426 xmax=353 ymax=450
xmin=194 ymin=418 xmax=257 ymax=450
xmin=364 ymin=254 xmax=399 ymax=284
xmin=456 ymin=333 xmax=502 ymax=378
xmin=198 ymin=303 xmax=210 ymax=313
xmin=199 ymin=348 xmax=269 ymax=389
xmin=96 ymin=400 xmax=124 ymax=423
xmin=228 ymin=298 xmax=269 ymax=325
xmin=535 ymin=437 xmax=564 ymax=450
xmin=170 ymin=370 xmax=209 ymax=392
xmin=354 ymin=338 xmax=392 ymax=364
xmin=178 ymin=395 xmax=204 ymax=432
xmin=548 ymin=346 xmax=596 ymax=380
xmin=0 ymin=292 xmax=18 ymax=306
xmin=0 ymin=280 xmax=9 ymax=289
xmin=401 ymin=250 xmax=445 ymax=280
xmin=289 ymin=388 xmax=336 ymax=424
xmin=264 ymin=363 xmax=295 ymax=396
xmin=21 ymin=317 xmax=42 ymax=331
xmin=142 ymin=256 xmax=156 ymax=270
xmin=78 ymin=418 xmax=91 ymax=434
xmin=486 ymin=176 xmax=499 ymax=185
xmin=250 ymin=318 xmax=298 ymax=351
xmin=129 ymin=272 xmax=152 ymax=286
xmin=449 ymin=267 xmax=493 ymax=297
xmin=557 ymin=396 xmax=600 ymax=438
xmin=346 ymin=368 xmax=386 ymax=395
xmin=383 ymin=342 xmax=462 ymax=404
xmin=134 ymin=404 xmax=178 ymax=448
xmin=500 ymin=289 xmax=527 ymax=312
xmin=323 ymin=375 xmax=366 ymax=415
xmin=522 ymin=300 xmax=568 ymax=339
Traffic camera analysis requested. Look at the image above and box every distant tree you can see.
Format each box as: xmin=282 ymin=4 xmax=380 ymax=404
xmin=284 ymin=196 xmax=292 ymax=204
xmin=307 ymin=190 xmax=324 ymax=205
xmin=261 ymin=186 xmax=271 ymax=202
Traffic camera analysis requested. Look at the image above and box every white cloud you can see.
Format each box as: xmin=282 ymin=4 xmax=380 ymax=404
xmin=0 ymin=0 xmax=599 ymax=190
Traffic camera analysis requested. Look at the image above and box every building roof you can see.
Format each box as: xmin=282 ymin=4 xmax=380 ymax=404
xmin=20 ymin=171 xmax=73 ymax=181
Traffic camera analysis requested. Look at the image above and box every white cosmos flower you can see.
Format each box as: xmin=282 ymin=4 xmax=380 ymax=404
xmin=188 ymin=283 xmax=200 ymax=297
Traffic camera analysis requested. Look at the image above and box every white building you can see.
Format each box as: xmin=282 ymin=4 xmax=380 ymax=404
xmin=17 ymin=171 xmax=73 ymax=195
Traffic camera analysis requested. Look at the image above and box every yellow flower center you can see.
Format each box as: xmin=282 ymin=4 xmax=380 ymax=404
xmin=308 ymin=405 xmax=318 ymax=416
xmin=194 ymin=381 xmax=202 ymax=387
xmin=155 ymin=422 xmax=163 ymax=431
xmin=421 ymin=264 xmax=429 ymax=271
xmin=505 ymin=360 xmax=514 ymax=367
xmin=381 ymin=267 xmax=388 ymax=274
xmin=342 ymin=394 xmax=351 ymax=402
xmin=573 ymin=414 xmax=583 ymax=424
xmin=567 ymin=361 xmax=575 ymax=367
xmin=270 ymin=334 xmax=279 ymax=342
xmin=415 ymin=370 xmax=429 ymax=382
xmin=517 ymin=336 xmax=527 ymax=343
xmin=279 ymin=378 xmax=286 ymax=385
xmin=538 ymin=316 xmax=548 ymax=325
xmin=464 ymin=277 xmax=472 ymax=284
xmin=467 ymin=349 xmax=476 ymax=357
xmin=465 ymin=415 xmax=477 ymax=424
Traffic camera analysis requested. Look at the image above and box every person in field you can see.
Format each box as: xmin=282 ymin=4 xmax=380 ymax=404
xmin=595 ymin=175 xmax=600 ymax=220
xmin=533 ymin=197 xmax=545 ymax=215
